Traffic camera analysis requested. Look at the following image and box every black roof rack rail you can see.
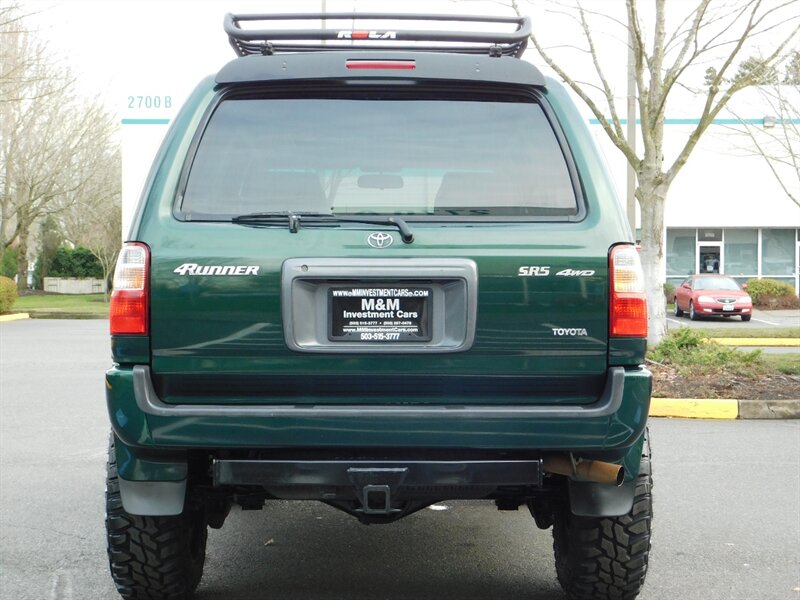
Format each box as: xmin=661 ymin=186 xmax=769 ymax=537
xmin=224 ymin=13 xmax=530 ymax=58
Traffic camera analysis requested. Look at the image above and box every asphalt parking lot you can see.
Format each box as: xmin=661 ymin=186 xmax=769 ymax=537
xmin=667 ymin=308 xmax=799 ymax=330
xmin=1 ymin=320 xmax=799 ymax=600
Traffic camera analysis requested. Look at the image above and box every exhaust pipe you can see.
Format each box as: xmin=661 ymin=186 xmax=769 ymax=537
xmin=542 ymin=455 xmax=625 ymax=486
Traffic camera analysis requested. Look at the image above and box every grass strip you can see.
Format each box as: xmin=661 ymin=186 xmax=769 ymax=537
xmin=13 ymin=293 xmax=109 ymax=315
xmin=762 ymin=354 xmax=800 ymax=376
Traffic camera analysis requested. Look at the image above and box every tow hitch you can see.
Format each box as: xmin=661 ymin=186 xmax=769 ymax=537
xmin=348 ymin=467 xmax=408 ymax=515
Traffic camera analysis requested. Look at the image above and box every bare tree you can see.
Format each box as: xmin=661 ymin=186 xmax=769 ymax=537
xmin=61 ymin=146 xmax=122 ymax=301
xmin=508 ymin=0 xmax=800 ymax=344
xmin=784 ymin=49 xmax=800 ymax=83
xmin=727 ymin=86 xmax=800 ymax=207
xmin=1 ymin=3 xmax=119 ymax=290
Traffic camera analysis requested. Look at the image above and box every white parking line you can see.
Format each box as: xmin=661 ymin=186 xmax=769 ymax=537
xmin=666 ymin=318 xmax=683 ymax=326
xmin=752 ymin=318 xmax=781 ymax=326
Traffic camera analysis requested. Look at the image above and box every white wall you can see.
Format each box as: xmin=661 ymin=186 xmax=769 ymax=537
xmin=589 ymin=87 xmax=800 ymax=230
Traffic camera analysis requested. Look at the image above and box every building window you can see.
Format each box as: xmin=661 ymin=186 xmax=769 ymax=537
xmin=761 ymin=229 xmax=795 ymax=277
xmin=724 ymin=229 xmax=757 ymax=277
xmin=666 ymin=229 xmax=696 ymax=277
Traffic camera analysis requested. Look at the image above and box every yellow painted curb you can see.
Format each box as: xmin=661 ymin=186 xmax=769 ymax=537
xmin=650 ymin=398 xmax=739 ymax=419
xmin=0 ymin=313 xmax=29 ymax=323
xmin=707 ymin=338 xmax=800 ymax=347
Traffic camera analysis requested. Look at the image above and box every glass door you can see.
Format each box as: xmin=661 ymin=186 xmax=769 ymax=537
xmin=698 ymin=243 xmax=722 ymax=274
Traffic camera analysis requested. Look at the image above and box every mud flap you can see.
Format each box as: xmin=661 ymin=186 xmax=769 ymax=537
xmin=118 ymin=478 xmax=187 ymax=516
xmin=568 ymin=479 xmax=635 ymax=517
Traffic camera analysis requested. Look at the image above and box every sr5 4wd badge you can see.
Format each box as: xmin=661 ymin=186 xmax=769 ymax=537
xmin=518 ymin=266 xmax=595 ymax=277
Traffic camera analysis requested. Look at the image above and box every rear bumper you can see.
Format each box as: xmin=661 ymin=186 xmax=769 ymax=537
xmin=106 ymin=364 xmax=651 ymax=452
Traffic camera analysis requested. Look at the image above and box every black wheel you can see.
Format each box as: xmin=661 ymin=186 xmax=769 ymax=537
xmin=673 ymin=298 xmax=683 ymax=317
xmin=552 ymin=449 xmax=653 ymax=600
xmin=741 ymin=314 xmax=752 ymax=322
xmin=689 ymin=301 xmax=699 ymax=321
xmin=106 ymin=435 xmax=207 ymax=600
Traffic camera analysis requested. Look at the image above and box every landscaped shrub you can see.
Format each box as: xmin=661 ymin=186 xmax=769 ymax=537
xmin=649 ymin=328 xmax=764 ymax=376
xmin=48 ymin=246 xmax=103 ymax=279
xmin=663 ymin=282 xmax=675 ymax=303
xmin=752 ymin=293 xmax=800 ymax=309
xmin=649 ymin=327 xmax=704 ymax=362
xmin=0 ymin=249 xmax=17 ymax=279
xmin=745 ymin=278 xmax=798 ymax=306
xmin=0 ymin=276 xmax=17 ymax=313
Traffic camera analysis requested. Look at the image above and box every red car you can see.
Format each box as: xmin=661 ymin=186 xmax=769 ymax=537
xmin=673 ymin=274 xmax=753 ymax=321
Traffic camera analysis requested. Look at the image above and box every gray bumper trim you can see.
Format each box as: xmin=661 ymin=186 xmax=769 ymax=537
xmin=133 ymin=365 xmax=624 ymax=419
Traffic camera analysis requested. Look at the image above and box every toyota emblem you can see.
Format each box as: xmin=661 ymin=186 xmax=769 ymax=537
xmin=367 ymin=232 xmax=394 ymax=248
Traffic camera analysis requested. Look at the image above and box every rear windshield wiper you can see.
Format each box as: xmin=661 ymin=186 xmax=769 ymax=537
xmin=231 ymin=211 xmax=414 ymax=244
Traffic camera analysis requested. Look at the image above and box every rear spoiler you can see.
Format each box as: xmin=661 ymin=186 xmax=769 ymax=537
xmin=224 ymin=13 xmax=531 ymax=58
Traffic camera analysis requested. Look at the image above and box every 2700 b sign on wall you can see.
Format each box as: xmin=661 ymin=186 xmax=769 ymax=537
xmin=329 ymin=286 xmax=432 ymax=342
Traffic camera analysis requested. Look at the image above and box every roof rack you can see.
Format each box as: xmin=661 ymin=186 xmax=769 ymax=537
xmin=224 ymin=13 xmax=530 ymax=58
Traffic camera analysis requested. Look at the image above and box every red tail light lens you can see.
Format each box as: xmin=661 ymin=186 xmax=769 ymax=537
xmin=110 ymin=243 xmax=149 ymax=335
xmin=609 ymin=245 xmax=647 ymax=338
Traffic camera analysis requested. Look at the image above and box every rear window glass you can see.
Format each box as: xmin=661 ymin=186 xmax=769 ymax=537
xmin=181 ymin=97 xmax=578 ymax=218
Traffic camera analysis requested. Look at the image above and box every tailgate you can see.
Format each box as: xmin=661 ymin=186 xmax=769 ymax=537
xmin=143 ymin=84 xmax=611 ymax=406
xmin=148 ymin=223 xmax=609 ymax=405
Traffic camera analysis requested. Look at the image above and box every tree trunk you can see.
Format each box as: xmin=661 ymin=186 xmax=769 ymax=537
xmin=638 ymin=185 xmax=670 ymax=347
xmin=15 ymin=222 xmax=29 ymax=292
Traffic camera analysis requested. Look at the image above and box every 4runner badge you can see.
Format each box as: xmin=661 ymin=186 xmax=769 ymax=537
xmin=367 ymin=232 xmax=394 ymax=248
xmin=173 ymin=263 xmax=259 ymax=276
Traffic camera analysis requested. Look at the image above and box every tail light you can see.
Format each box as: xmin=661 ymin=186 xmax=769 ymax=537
xmin=609 ymin=244 xmax=647 ymax=338
xmin=110 ymin=242 xmax=149 ymax=335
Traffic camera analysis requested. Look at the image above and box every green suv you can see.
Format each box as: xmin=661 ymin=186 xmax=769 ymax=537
xmin=105 ymin=13 xmax=652 ymax=600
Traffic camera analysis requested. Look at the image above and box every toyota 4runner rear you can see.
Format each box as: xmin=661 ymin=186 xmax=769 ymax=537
xmin=105 ymin=13 xmax=653 ymax=600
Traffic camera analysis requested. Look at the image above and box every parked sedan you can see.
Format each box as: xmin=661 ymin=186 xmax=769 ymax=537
xmin=674 ymin=275 xmax=753 ymax=321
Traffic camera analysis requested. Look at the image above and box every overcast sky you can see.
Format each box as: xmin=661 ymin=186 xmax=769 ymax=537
xmin=21 ymin=0 xmax=795 ymax=121
xmin=18 ymin=0 xmax=798 ymax=233
xmin=21 ymin=0 xmax=636 ymax=120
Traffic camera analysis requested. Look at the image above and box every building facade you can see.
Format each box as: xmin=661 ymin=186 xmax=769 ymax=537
xmin=590 ymin=87 xmax=800 ymax=295
xmin=666 ymin=227 xmax=798 ymax=292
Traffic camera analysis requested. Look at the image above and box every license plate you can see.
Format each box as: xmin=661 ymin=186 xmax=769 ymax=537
xmin=722 ymin=304 xmax=734 ymax=311
xmin=329 ymin=286 xmax=432 ymax=342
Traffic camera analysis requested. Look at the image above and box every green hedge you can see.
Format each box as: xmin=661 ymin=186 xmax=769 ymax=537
xmin=745 ymin=278 xmax=797 ymax=304
xmin=0 ymin=276 xmax=17 ymax=313
xmin=0 ymin=249 xmax=17 ymax=279
xmin=663 ymin=282 xmax=675 ymax=303
xmin=48 ymin=247 xmax=103 ymax=279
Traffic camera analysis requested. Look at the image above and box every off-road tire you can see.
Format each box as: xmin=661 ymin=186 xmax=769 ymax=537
xmin=552 ymin=452 xmax=653 ymax=600
xmin=689 ymin=301 xmax=699 ymax=321
xmin=106 ymin=435 xmax=207 ymax=600
xmin=673 ymin=298 xmax=683 ymax=317
xmin=741 ymin=314 xmax=751 ymax=322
